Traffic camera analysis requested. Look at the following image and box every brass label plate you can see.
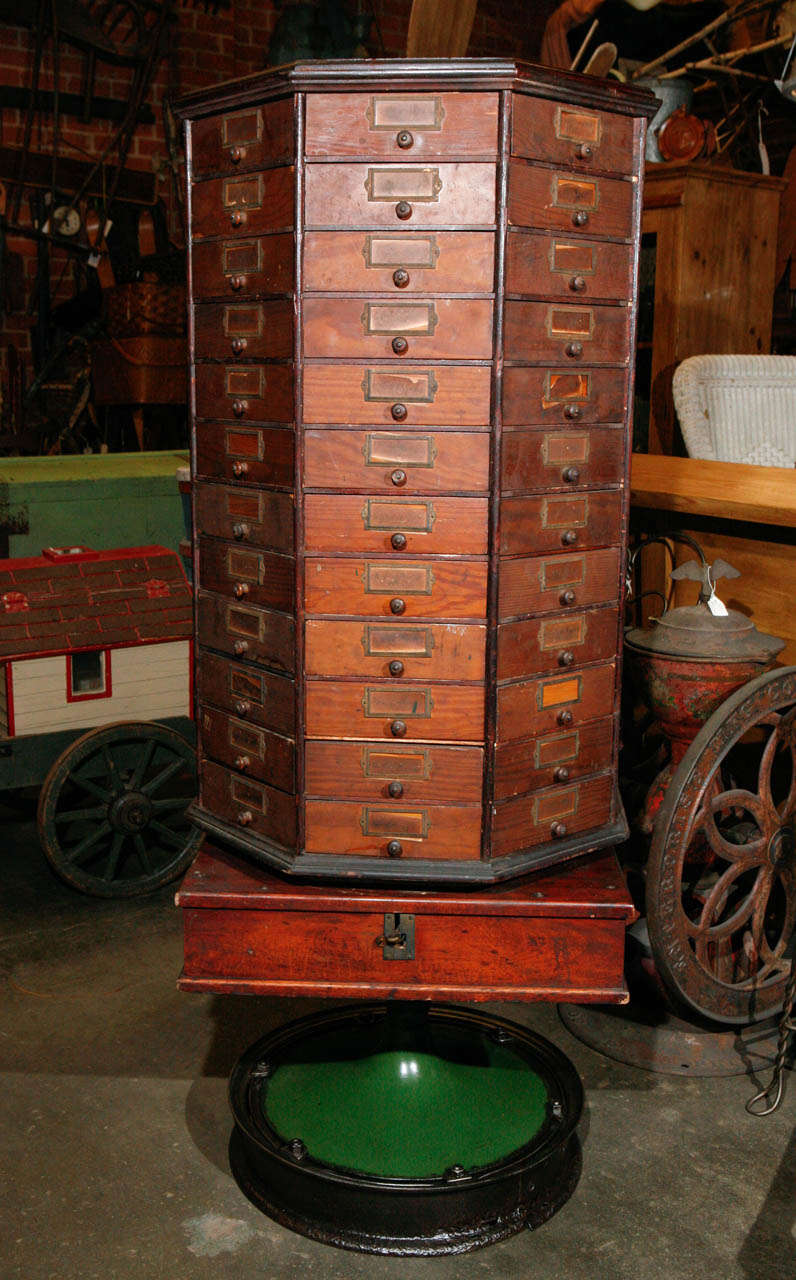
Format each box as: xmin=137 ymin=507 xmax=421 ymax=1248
xmin=365 ymin=167 xmax=443 ymax=202
xmin=535 ymin=730 xmax=580 ymax=769
xmin=223 ymin=175 xmax=263 ymax=209
xmin=222 ymin=239 xmax=261 ymax=275
xmin=365 ymin=563 xmax=434 ymax=595
xmin=364 ymin=234 xmax=440 ymax=269
xmin=538 ymin=676 xmax=582 ymax=710
xmin=555 ymin=106 xmax=601 ymax=146
xmin=224 ymin=305 xmax=263 ymax=337
xmin=362 ymin=625 xmax=435 ymax=658
xmin=540 ymin=496 xmax=589 ymax=530
xmin=539 ymin=616 xmax=586 ymax=651
xmin=221 ymin=109 xmax=262 ymax=147
xmin=368 ymin=96 xmax=444 ymax=130
xmin=362 ymin=368 xmax=438 ymax=403
xmin=362 ymin=499 xmax=436 ymax=533
xmin=534 ymin=785 xmax=578 ymax=824
xmin=365 ymin=433 xmax=436 ymax=468
xmin=363 ymin=687 xmax=433 ymax=719
xmin=361 ymin=746 xmax=433 ymax=780
xmin=363 ymin=302 xmax=438 ymax=336
xmin=360 ymin=806 xmax=429 ymax=838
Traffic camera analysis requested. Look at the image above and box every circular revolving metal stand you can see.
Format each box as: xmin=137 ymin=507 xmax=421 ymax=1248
xmin=228 ymin=1003 xmax=583 ymax=1256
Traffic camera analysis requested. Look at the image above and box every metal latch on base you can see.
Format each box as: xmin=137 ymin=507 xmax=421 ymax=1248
xmin=375 ymin=912 xmax=415 ymax=959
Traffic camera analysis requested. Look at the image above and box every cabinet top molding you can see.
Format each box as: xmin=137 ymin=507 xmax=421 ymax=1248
xmin=174 ymin=58 xmax=660 ymax=123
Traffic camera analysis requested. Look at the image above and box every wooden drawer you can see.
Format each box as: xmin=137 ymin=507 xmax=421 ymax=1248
xmin=511 ymin=97 xmax=635 ymax=175
xmin=303 ymin=297 xmax=494 ymax=360
xmin=305 ymin=619 xmax=486 ymax=680
xmin=504 ymin=301 xmax=629 ymax=365
xmin=304 ymin=92 xmax=499 ymax=159
xmin=506 ymin=230 xmax=632 ymax=301
xmin=199 ymin=759 xmax=296 ymax=848
xmin=303 ymin=231 xmax=495 ymax=294
xmin=305 ymin=799 xmax=482 ymax=860
xmin=508 ymin=163 xmax=633 ymax=240
xmin=193 ymin=484 xmax=294 ymax=553
xmin=191 ymin=98 xmax=294 ymax=178
xmin=191 ymin=234 xmax=293 ymax=301
xmin=303 ymin=429 xmax=490 ymax=494
xmin=305 ymin=680 xmax=484 ymax=742
xmin=197 ymin=649 xmax=295 ymax=735
xmin=497 ymin=661 xmax=616 ymax=741
xmin=304 ymin=494 xmax=488 ymax=555
xmin=194 ymin=363 xmax=293 ymax=423
xmin=194 ymin=300 xmax=293 ymax=360
xmin=497 ymin=607 xmax=619 ymax=679
xmin=304 ymin=557 xmax=487 ymax=618
xmin=200 ymin=704 xmax=295 ymax=793
xmin=493 ymin=715 xmax=615 ymax=799
xmin=503 ymin=366 xmax=626 ymax=427
xmin=500 ymin=491 xmax=622 ymax=556
xmin=191 ymin=167 xmax=294 ymax=240
xmin=304 ymin=163 xmax=496 ymax=229
xmin=305 ymin=739 xmax=483 ymax=804
xmin=498 ymin=547 xmax=621 ymax=620
xmin=197 ymin=590 xmax=294 ymax=674
xmin=199 ymin=536 xmax=294 ymax=613
xmin=492 ymin=772 xmax=614 ymax=857
xmin=303 ymin=364 xmax=491 ymax=427
xmin=195 ymin=424 xmax=294 ymax=488
xmin=501 ymin=428 xmax=624 ymax=493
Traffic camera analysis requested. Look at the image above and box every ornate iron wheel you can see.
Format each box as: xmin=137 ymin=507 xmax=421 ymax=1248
xmin=646 ymin=667 xmax=796 ymax=1025
xmin=37 ymin=721 xmax=201 ymax=898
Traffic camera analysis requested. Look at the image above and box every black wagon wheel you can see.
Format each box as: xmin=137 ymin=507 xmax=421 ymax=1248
xmin=37 ymin=721 xmax=201 ymax=898
xmin=646 ymin=667 xmax=796 ymax=1025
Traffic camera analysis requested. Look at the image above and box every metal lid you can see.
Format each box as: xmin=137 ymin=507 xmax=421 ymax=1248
xmin=626 ymin=603 xmax=785 ymax=662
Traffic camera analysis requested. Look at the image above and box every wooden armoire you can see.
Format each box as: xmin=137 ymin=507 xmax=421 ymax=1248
xmin=176 ymin=60 xmax=656 ymax=884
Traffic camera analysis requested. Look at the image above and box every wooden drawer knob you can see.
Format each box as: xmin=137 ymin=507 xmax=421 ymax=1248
xmin=572 ymin=210 xmax=589 ymax=227
xmin=569 ymin=276 xmax=587 ymax=293
xmin=234 ymin=754 xmax=250 ymax=771
xmin=388 ymin=660 xmax=404 ymax=677
xmin=230 ymin=210 xmax=244 ymax=227
xmin=551 ymin=822 xmax=568 ymax=839
xmin=558 ymin=650 xmax=575 ymax=667
xmin=565 ymin=341 xmax=583 ymax=359
xmin=237 ymin=809 xmax=253 ymax=826
xmin=232 ymin=399 xmax=246 ymax=417
xmin=233 ymin=639 xmax=249 ymax=656
xmin=564 ymin=404 xmax=582 ymax=420
xmin=389 ymin=597 xmax=406 ymax=615
xmin=562 ymin=466 xmax=580 ymax=483
xmin=392 ymin=336 xmax=408 ymax=354
xmin=387 ymin=839 xmax=403 ymax=857
xmin=561 ymin=529 xmax=578 ymax=546
xmin=554 ymin=766 xmax=570 ymax=783
xmin=557 ymin=709 xmax=574 ymax=727
xmin=390 ymin=720 xmax=407 ymax=737
xmin=391 ymin=532 xmax=407 ymax=550
xmin=575 ymin=143 xmax=592 ymax=160
xmin=395 ymin=200 xmax=413 ymax=220
xmin=388 ymin=780 xmax=404 ymax=798
xmin=234 ymin=700 xmax=251 ymax=717
xmin=391 ymin=403 xmax=408 ymax=422
xmin=230 ymin=146 xmax=242 ymax=163
xmin=233 ymin=582 xmax=250 ymax=598
xmin=390 ymin=469 xmax=407 ymax=487
xmin=392 ymin=268 xmax=410 ymax=288
xmin=232 ymin=522 xmax=250 ymax=540
xmin=396 ymin=130 xmax=414 ymax=149
xmin=232 ymin=461 xmax=249 ymax=477
xmin=560 ymin=589 xmax=576 ymax=606
xmin=229 ymin=275 xmax=245 ymax=291
xmin=231 ymin=337 xmax=247 ymax=354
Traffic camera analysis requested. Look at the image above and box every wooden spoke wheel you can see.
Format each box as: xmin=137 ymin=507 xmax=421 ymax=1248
xmin=37 ymin=722 xmax=201 ymax=898
xmin=646 ymin=667 xmax=796 ymax=1025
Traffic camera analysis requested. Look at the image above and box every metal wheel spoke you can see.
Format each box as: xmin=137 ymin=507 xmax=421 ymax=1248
xmin=141 ymin=755 xmax=186 ymax=796
xmin=757 ymin=725 xmax=781 ymax=810
xmin=698 ymin=789 xmax=769 ymax=863
xmin=150 ymin=820 xmax=188 ymax=851
xmin=696 ymin=862 xmax=759 ymax=940
xmin=65 ymin=821 xmax=114 ymax=865
xmin=102 ymin=832 xmax=126 ymax=881
xmin=55 ymin=805 xmax=108 ymax=824
xmin=133 ymin=834 xmax=154 ymax=872
xmin=128 ymin=737 xmax=157 ymax=790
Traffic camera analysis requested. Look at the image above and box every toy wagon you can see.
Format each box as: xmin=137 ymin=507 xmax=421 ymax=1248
xmin=0 ymin=544 xmax=200 ymax=896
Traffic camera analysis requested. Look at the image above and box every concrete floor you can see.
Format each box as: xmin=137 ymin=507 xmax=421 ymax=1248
xmin=1 ymin=801 xmax=794 ymax=1280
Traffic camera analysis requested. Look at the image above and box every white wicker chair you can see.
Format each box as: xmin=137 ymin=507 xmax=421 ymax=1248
xmin=672 ymin=355 xmax=796 ymax=467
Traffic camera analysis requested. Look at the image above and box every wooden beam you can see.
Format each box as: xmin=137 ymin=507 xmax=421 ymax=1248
xmin=0 ymin=146 xmax=157 ymax=206
xmin=630 ymin=453 xmax=796 ymax=529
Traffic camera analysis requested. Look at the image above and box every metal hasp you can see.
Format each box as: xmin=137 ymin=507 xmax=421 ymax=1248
xmin=228 ymin=1003 xmax=584 ymax=1255
xmin=376 ymin=912 xmax=415 ymax=959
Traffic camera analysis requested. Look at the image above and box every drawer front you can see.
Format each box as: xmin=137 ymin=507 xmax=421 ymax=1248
xmin=303 ymin=429 xmax=490 ymax=494
xmin=502 ymin=366 xmax=625 ymax=427
xmin=500 ymin=491 xmax=622 ymax=556
xmin=303 ymin=364 xmax=491 ymax=427
xmin=508 ymin=163 xmax=633 ymax=240
xmin=191 ymin=234 xmax=294 ymax=301
xmin=497 ymin=662 xmax=616 ymax=741
xmin=305 ymin=799 xmax=482 ymax=859
xmin=194 ymin=300 xmax=293 ymax=360
xmin=305 ymin=680 xmax=484 ymax=742
xmin=200 ymin=704 xmax=295 ymax=793
xmin=498 ymin=547 xmax=621 ymax=620
xmin=195 ymin=424 xmax=294 ymax=487
xmin=193 ymin=484 xmax=294 ymax=553
xmin=304 ymin=495 xmax=488 ymax=555
xmin=497 ymin=607 xmax=619 ymax=679
xmin=303 ymin=230 xmax=495 ymax=294
xmin=492 ymin=772 xmax=614 ymax=856
xmin=501 ymin=428 xmax=624 ymax=493
xmin=197 ymin=590 xmax=295 ymax=674
xmin=305 ymin=739 xmax=483 ymax=803
xmin=506 ymin=230 xmax=632 ymax=301
xmin=199 ymin=759 xmax=296 ymax=847
xmin=194 ymin=363 xmax=293 ymax=423
xmin=493 ymin=715 xmax=615 ymax=799
xmin=304 ymin=163 xmax=496 ymax=229
xmin=191 ymin=167 xmax=294 ymax=239
xmin=305 ymin=619 xmax=486 ymax=680
xmin=304 ymin=557 xmax=488 ymax=618
xmin=191 ymin=98 xmax=294 ymax=178
xmin=305 ymin=92 xmax=499 ymax=159
xmin=303 ymin=297 xmax=494 ymax=360
xmin=504 ymin=300 xmax=629 ymax=365
xmin=197 ymin=649 xmax=295 ymax=734
xmin=511 ymin=97 xmax=635 ymax=174
xmin=199 ymin=536 xmax=294 ymax=613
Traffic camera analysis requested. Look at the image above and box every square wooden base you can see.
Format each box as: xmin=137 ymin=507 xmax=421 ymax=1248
xmin=177 ymin=842 xmax=636 ymax=1004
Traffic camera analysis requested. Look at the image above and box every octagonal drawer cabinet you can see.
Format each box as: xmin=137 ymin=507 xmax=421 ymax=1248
xmin=177 ymin=59 xmax=656 ymax=884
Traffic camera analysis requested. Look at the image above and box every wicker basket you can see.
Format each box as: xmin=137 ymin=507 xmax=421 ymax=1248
xmin=105 ymin=283 xmax=186 ymax=338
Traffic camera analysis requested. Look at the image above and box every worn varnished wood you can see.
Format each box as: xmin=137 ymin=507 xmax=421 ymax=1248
xmin=302 ymin=230 xmax=496 ymax=294
xmin=200 ymin=703 xmax=295 ymax=792
xmin=497 ymin=661 xmax=616 ymax=741
xmin=304 ymin=679 xmax=485 ymax=742
xmin=194 ymin=425 xmax=294 ymax=488
xmin=501 ymin=427 xmax=625 ymax=492
xmin=305 ymin=619 xmax=487 ymax=680
xmin=499 ymin=490 xmax=623 ymax=556
xmin=196 ymin=590 xmax=295 ymax=674
xmin=304 ymin=739 xmax=484 ymax=803
xmin=193 ymin=299 xmax=293 ymax=360
xmin=502 ymin=365 xmax=626 ymax=427
xmin=497 ymin=606 xmax=619 ymax=678
xmin=302 ymin=363 xmax=492 ymax=427
xmin=191 ymin=96 xmax=294 ymax=179
xmin=304 ymin=494 xmax=489 ymax=555
xmin=303 ymin=556 xmax=488 ymax=618
xmin=497 ymin=547 xmax=620 ymax=618
xmin=193 ymin=484 xmax=295 ymax=552
xmin=493 ymin=715 xmax=615 ymax=799
xmin=492 ymin=771 xmax=614 ymax=856
xmin=508 ymin=161 xmax=634 ymax=239
xmin=505 ymin=229 xmax=632 ymax=301
xmin=191 ymin=166 xmax=294 ymax=240
xmin=504 ymin=300 xmax=630 ymax=365
xmin=303 ymin=428 xmax=490 ymax=494
xmin=302 ymin=297 xmax=494 ymax=360
xmin=191 ymin=233 xmax=294 ymax=301
xmin=304 ymin=91 xmax=499 ymax=159
xmin=305 ymin=799 xmax=483 ymax=859
xmin=197 ymin=649 xmax=296 ymax=734
xmin=200 ymin=759 xmax=297 ymax=846
xmin=511 ymin=95 xmax=635 ymax=174
xmin=304 ymin=162 xmax=497 ymax=229
xmin=193 ymin=363 xmax=294 ymax=424
xmin=198 ymin=536 xmax=295 ymax=613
